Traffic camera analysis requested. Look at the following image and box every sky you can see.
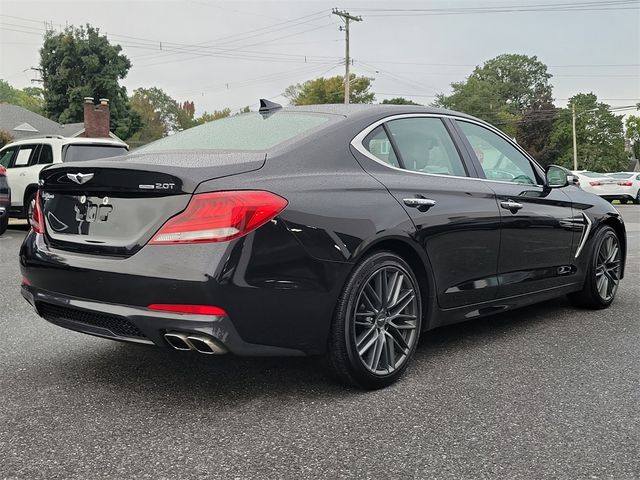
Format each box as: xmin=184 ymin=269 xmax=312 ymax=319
xmin=0 ymin=0 xmax=639 ymax=116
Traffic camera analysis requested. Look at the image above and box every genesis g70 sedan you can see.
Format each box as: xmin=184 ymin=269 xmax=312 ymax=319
xmin=20 ymin=102 xmax=626 ymax=389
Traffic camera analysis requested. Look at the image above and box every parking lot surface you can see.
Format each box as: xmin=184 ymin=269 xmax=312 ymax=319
xmin=1 ymin=207 xmax=638 ymax=479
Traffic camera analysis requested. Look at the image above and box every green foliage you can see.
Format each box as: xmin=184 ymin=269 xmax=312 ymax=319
xmin=624 ymin=115 xmax=640 ymax=160
xmin=515 ymin=95 xmax=558 ymax=166
xmin=551 ymin=93 xmax=627 ymax=172
xmin=0 ymin=129 xmax=14 ymax=147
xmin=381 ymin=97 xmax=421 ymax=105
xmin=0 ymin=80 xmax=44 ymax=115
xmin=284 ymin=74 xmax=374 ymax=105
xmin=39 ymin=24 xmax=140 ymax=139
xmin=193 ymin=108 xmax=231 ymax=126
xmin=434 ymin=54 xmax=553 ymax=137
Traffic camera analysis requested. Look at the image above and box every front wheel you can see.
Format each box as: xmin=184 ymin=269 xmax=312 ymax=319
xmin=328 ymin=251 xmax=423 ymax=389
xmin=568 ymin=226 xmax=622 ymax=309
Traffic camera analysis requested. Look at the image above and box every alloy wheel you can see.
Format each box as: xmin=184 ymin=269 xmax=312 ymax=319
xmin=595 ymin=234 xmax=621 ymax=302
xmin=352 ymin=266 xmax=419 ymax=375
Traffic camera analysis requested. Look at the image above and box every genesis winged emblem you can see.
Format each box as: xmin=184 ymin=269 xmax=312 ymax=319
xmin=66 ymin=172 xmax=94 ymax=185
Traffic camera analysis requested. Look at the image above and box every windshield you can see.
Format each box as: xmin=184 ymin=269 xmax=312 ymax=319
xmin=137 ymin=111 xmax=332 ymax=152
xmin=63 ymin=144 xmax=128 ymax=162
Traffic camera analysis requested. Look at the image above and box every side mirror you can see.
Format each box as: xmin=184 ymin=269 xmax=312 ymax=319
xmin=545 ymin=165 xmax=570 ymax=188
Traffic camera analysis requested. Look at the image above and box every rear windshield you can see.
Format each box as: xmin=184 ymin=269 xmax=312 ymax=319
xmin=607 ymin=173 xmax=633 ymax=179
xmin=63 ymin=144 xmax=128 ymax=162
xmin=137 ymin=111 xmax=332 ymax=152
xmin=580 ymin=171 xmax=606 ymax=178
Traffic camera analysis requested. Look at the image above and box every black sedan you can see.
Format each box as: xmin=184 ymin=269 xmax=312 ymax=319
xmin=20 ymin=102 xmax=626 ymax=389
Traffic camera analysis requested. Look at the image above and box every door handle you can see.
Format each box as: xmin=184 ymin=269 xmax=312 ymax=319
xmin=403 ymin=198 xmax=436 ymax=208
xmin=500 ymin=200 xmax=523 ymax=213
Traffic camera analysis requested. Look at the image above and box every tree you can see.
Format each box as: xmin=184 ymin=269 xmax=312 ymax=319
xmin=284 ymin=74 xmax=374 ymax=105
xmin=515 ymin=94 xmax=558 ymax=166
xmin=39 ymin=24 xmax=140 ymax=139
xmin=0 ymin=80 xmax=44 ymax=115
xmin=193 ymin=108 xmax=231 ymax=126
xmin=551 ymin=93 xmax=626 ymax=172
xmin=434 ymin=54 xmax=553 ymax=136
xmin=624 ymin=115 xmax=640 ymax=160
xmin=381 ymin=97 xmax=421 ymax=105
xmin=0 ymin=129 xmax=14 ymax=147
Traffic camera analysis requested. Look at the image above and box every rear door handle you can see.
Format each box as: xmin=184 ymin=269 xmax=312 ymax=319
xmin=403 ymin=198 xmax=436 ymax=208
xmin=500 ymin=200 xmax=523 ymax=212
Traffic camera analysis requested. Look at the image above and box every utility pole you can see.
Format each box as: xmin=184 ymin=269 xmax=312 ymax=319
xmin=332 ymin=9 xmax=362 ymax=105
xmin=572 ymin=104 xmax=578 ymax=171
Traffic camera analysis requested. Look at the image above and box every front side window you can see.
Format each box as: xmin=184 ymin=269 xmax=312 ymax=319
xmin=13 ymin=145 xmax=39 ymax=168
xmin=457 ymin=120 xmax=539 ymax=185
xmin=386 ymin=118 xmax=467 ymax=176
xmin=0 ymin=147 xmax=17 ymax=168
xmin=363 ymin=126 xmax=399 ymax=167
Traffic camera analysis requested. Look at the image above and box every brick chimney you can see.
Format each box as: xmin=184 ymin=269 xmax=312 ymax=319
xmin=83 ymin=97 xmax=111 ymax=138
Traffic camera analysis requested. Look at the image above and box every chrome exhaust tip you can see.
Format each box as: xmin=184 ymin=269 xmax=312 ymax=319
xmin=186 ymin=335 xmax=228 ymax=355
xmin=164 ymin=332 xmax=193 ymax=351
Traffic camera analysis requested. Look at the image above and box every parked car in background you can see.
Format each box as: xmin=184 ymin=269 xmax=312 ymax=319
xmin=0 ymin=136 xmax=128 ymax=219
xmin=0 ymin=165 xmax=9 ymax=235
xmin=605 ymin=172 xmax=640 ymax=204
xmin=571 ymin=170 xmax=625 ymax=202
xmin=20 ymin=104 xmax=626 ymax=389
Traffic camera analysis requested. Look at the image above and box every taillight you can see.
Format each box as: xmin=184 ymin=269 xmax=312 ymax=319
xmin=589 ymin=181 xmax=603 ymax=186
xmin=618 ymin=181 xmax=633 ymax=186
xmin=0 ymin=165 xmax=6 ymax=175
xmin=31 ymin=190 xmax=45 ymax=234
xmin=147 ymin=304 xmax=227 ymax=316
xmin=150 ymin=190 xmax=287 ymax=245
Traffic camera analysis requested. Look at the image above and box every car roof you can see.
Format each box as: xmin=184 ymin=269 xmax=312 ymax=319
xmin=285 ymin=103 xmax=477 ymax=121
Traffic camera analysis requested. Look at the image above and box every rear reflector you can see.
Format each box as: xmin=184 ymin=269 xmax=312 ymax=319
xmin=147 ymin=304 xmax=227 ymax=316
xmin=31 ymin=190 xmax=45 ymax=234
xmin=149 ymin=190 xmax=287 ymax=245
xmin=589 ymin=181 xmax=603 ymax=187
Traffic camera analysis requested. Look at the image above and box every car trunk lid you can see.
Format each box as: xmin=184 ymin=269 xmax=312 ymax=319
xmin=38 ymin=151 xmax=266 ymax=256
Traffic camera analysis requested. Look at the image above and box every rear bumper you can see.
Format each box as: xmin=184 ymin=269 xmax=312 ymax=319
xmin=21 ymin=284 xmax=305 ymax=356
xmin=600 ymin=194 xmax=635 ymax=201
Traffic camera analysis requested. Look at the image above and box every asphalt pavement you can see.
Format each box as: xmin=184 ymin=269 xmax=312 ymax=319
xmin=0 ymin=207 xmax=638 ymax=479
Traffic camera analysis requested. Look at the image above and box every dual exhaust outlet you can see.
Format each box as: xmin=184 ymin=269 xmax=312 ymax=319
xmin=163 ymin=332 xmax=228 ymax=355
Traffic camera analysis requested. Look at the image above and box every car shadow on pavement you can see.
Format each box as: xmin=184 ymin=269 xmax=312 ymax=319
xmin=39 ymin=295 xmax=574 ymax=402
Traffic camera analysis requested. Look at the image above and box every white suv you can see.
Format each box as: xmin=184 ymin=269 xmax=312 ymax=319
xmin=0 ymin=136 xmax=128 ymax=218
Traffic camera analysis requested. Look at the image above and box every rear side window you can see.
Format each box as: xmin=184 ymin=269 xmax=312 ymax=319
xmin=0 ymin=147 xmax=17 ymax=168
xmin=137 ymin=112 xmax=332 ymax=152
xmin=38 ymin=145 xmax=54 ymax=164
xmin=386 ymin=118 xmax=467 ymax=176
xmin=363 ymin=126 xmax=400 ymax=167
xmin=63 ymin=144 xmax=128 ymax=162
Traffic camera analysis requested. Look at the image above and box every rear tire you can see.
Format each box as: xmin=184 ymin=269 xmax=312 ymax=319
xmin=568 ymin=226 xmax=622 ymax=309
xmin=634 ymin=190 xmax=640 ymax=205
xmin=328 ymin=251 xmax=423 ymax=389
xmin=0 ymin=216 xmax=7 ymax=235
xmin=24 ymin=190 xmax=36 ymax=222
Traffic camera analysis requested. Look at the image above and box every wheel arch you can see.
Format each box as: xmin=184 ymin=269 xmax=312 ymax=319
xmin=600 ymin=215 xmax=627 ymax=279
xmin=22 ymin=183 xmax=39 ymax=217
xmin=351 ymin=235 xmax=439 ymax=331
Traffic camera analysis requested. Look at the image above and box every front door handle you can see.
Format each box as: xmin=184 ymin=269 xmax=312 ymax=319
xmin=403 ymin=198 xmax=437 ymax=208
xmin=500 ymin=200 xmax=523 ymax=213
